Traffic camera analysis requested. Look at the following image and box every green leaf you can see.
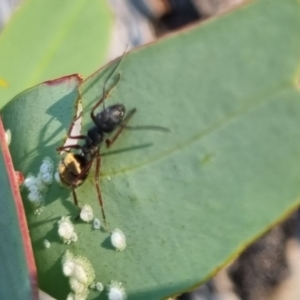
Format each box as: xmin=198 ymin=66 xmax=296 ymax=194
xmin=2 ymin=0 xmax=300 ymax=299
xmin=0 ymin=118 xmax=38 ymax=299
xmin=0 ymin=0 xmax=112 ymax=108
xmin=1 ymin=74 xmax=82 ymax=298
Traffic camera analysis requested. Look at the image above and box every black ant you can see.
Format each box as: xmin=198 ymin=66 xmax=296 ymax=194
xmin=57 ymin=54 xmax=169 ymax=228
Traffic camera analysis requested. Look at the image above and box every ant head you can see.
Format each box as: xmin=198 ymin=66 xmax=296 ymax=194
xmin=95 ymin=104 xmax=126 ymax=133
xmin=107 ymin=104 xmax=126 ymax=124
xmin=112 ymin=103 xmax=125 ymax=114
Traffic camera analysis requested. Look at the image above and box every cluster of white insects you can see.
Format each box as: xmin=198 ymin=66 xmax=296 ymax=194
xmin=11 ymin=67 xmax=132 ymax=299
xmin=63 ymin=250 xmax=96 ymax=300
xmin=19 ymin=154 xmax=127 ymax=299
xmin=58 ymin=217 xmax=126 ymax=300
xmin=62 ymin=250 xmax=126 ymax=300
xmin=58 ymin=216 xmax=78 ymax=244
xmin=23 ymin=157 xmax=54 ymax=213
xmin=6 ymin=103 xmax=129 ymax=299
xmin=56 ymin=206 xmax=127 ymax=299
xmin=9 ymin=47 xmax=170 ymax=299
xmin=20 ymin=155 xmax=127 ymax=299
xmin=59 ymin=215 xmax=127 ymax=299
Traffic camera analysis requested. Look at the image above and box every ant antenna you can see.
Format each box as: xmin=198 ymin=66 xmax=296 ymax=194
xmin=102 ymin=45 xmax=129 ymax=111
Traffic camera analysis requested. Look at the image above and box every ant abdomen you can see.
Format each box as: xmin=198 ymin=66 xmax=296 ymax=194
xmin=58 ymin=153 xmax=89 ymax=188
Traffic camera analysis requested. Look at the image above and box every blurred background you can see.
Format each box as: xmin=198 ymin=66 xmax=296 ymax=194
xmin=1 ymin=1 xmax=300 ymax=300
xmin=0 ymin=0 xmax=244 ymax=61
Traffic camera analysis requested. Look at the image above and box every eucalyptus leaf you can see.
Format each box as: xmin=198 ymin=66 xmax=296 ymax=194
xmin=2 ymin=0 xmax=300 ymax=299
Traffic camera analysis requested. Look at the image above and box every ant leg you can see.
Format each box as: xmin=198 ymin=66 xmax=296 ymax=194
xmin=106 ymin=108 xmax=137 ymax=148
xmin=71 ymin=188 xmax=79 ymax=207
xmin=91 ymin=74 xmax=121 ymax=123
xmin=73 ymin=158 xmax=94 ymax=183
xmin=94 ymin=152 xmax=107 ymax=228
xmin=57 ymin=129 xmax=86 ymax=150
xmin=56 ymin=135 xmax=86 ymax=152
xmin=65 ymin=111 xmax=86 ymax=140
xmin=57 ymin=111 xmax=86 ymax=150
xmin=66 ymin=135 xmax=86 ymax=140
xmin=71 ymin=187 xmax=82 ymax=220
xmin=70 ymin=162 xmax=93 ymax=219
xmin=56 ymin=144 xmax=82 ymax=152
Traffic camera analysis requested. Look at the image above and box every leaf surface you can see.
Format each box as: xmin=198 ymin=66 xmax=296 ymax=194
xmin=2 ymin=0 xmax=300 ymax=299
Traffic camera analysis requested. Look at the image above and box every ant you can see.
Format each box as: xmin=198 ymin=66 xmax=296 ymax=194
xmin=57 ymin=54 xmax=169 ymax=228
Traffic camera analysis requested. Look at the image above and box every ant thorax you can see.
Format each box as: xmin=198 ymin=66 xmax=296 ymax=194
xmin=86 ymin=127 xmax=105 ymax=148
xmin=82 ymin=144 xmax=99 ymax=160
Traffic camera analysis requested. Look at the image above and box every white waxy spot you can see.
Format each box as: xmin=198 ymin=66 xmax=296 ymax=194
xmin=80 ymin=205 xmax=94 ymax=223
xmin=39 ymin=157 xmax=54 ymax=185
xmin=93 ymin=218 xmax=101 ymax=230
xmin=42 ymin=172 xmax=53 ymax=185
xmin=62 ymin=250 xmax=95 ymax=299
xmin=70 ymin=277 xmax=87 ymax=294
xmin=95 ymin=282 xmax=104 ymax=292
xmin=73 ymin=265 xmax=88 ymax=284
xmin=5 ymin=129 xmax=11 ymax=145
xmin=24 ymin=174 xmax=36 ymax=188
xmin=35 ymin=174 xmax=48 ymax=191
xmin=28 ymin=184 xmax=39 ymax=194
xmin=25 ymin=176 xmax=44 ymax=208
xmin=111 ymin=229 xmax=126 ymax=251
xmin=43 ymin=239 xmax=51 ymax=249
xmin=66 ymin=293 xmax=75 ymax=300
xmin=66 ymin=292 xmax=88 ymax=300
xmin=58 ymin=216 xmax=77 ymax=244
xmin=41 ymin=157 xmax=54 ymax=172
xmin=107 ymin=281 xmax=126 ymax=300
xmin=40 ymin=163 xmax=50 ymax=174
xmin=63 ymin=261 xmax=76 ymax=277
xmin=28 ymin=191 xmax=43 ymax=205
xmin=107 ymin=176 xmax=111 ymax=181
xmin=23 ymin=157 xmax=54 ymax=213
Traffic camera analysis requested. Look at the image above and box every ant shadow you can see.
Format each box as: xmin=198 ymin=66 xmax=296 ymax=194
xmin=31 ymin=219 xmax=62 ymax=250
xmin=18 ymin=62 xmax=156 ymax=218
xmin=22 ymin=89 xmax=153 ymax=215
xmin=100 ymin=235 xmax=115 ymax=251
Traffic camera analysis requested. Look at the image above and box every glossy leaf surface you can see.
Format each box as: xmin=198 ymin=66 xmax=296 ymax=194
xmin=2 ymin=0 xmax=300 ymax=299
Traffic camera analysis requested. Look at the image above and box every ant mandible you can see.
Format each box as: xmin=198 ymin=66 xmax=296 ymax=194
xmin=56 ymin=54 xmax=169 ymax=228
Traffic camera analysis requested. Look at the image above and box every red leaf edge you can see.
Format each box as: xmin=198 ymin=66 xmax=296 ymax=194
xmin=0 ymin=116 xmax=38 ymax=300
